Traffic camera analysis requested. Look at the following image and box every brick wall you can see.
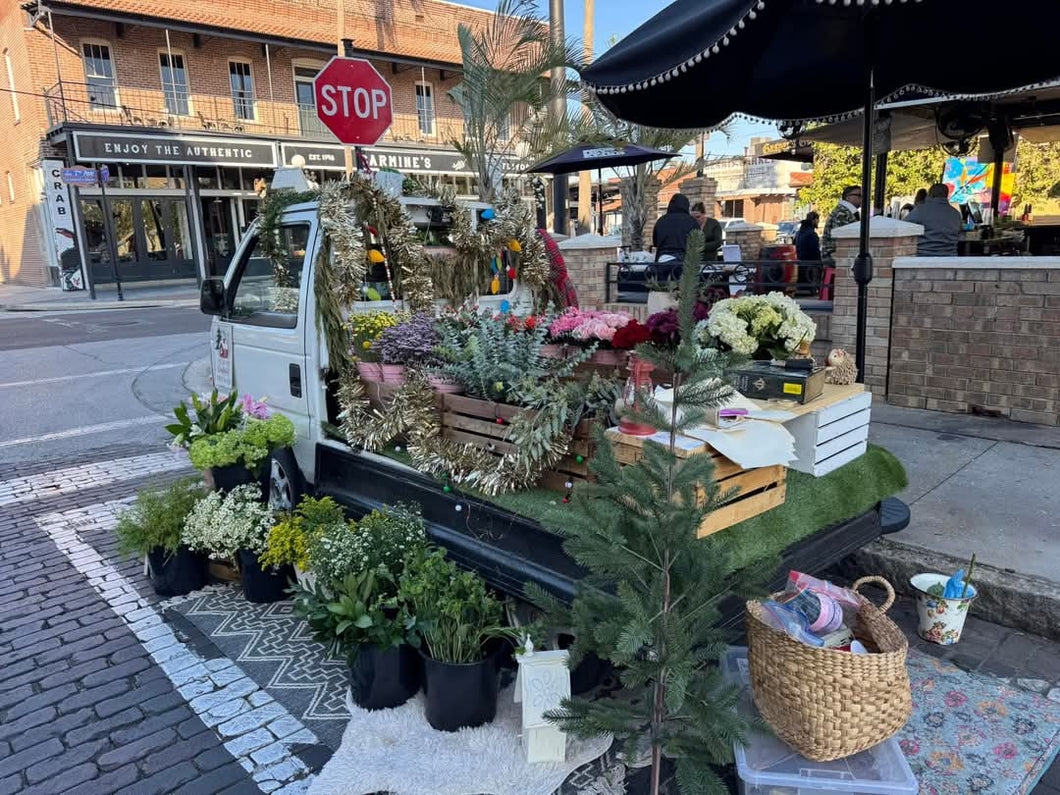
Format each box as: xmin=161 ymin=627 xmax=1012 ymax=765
xmin=560 ymin=245 xmax=613 ymax=310
xmin=888 ymin=266 xmax=1060 ymax=425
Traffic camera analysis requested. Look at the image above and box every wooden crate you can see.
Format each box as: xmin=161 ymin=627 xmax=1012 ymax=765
xmin=440 ymin=394 xmax=594 ymax=493
xmin=605 ymin=428 xmax=787 ymax=538
xmin=749 ymin=383 xmax=871 ymax=477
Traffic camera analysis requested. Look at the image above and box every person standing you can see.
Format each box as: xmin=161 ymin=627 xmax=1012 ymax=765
xmin=904 ymin=183 xmax=962 ymax=256
xmin=652 ymin=193 xmax=700 ymax=280
xmin=690 ymin=201 xmax=723 ymax=261
xmin=794 ymin=211 xmax=821 ymax=262
xmin=821 ymin=185 xmax=862 ymax=263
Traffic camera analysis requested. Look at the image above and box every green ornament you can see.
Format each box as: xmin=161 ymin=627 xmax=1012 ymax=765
xmin=576 ymin=455 xmax=585 ymax=463
xmin=442 ymin=485 xmax=451 ymax=493
xmin=492 ymin=381 xmax=505 ymax=393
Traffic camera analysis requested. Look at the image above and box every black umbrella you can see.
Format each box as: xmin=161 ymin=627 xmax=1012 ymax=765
xmin=580 ymin=0 xmax=1059 ymax=377
xmin=526 ymin=143 xmax=675 ymax=235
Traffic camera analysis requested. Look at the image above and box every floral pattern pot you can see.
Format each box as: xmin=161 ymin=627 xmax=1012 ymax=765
xmin=380 ymin=364 xmax=407 ymax=384
xmin=356 ymin=361 xmax=384 ymax=383
xmin=911 ymin=572 xmax=977 ymax=645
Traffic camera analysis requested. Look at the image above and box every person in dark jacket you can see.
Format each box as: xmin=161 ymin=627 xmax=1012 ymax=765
xmin=652 ymin=193 xmax=700 ymax=280
xmin=794 ymin=211 xmax=821 ymax=262
xmin=690 ymin=201 xmax=723 ymax=261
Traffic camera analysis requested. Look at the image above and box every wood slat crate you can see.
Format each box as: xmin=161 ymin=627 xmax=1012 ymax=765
xmin=605 ymin=428 xmax=787 ymax=538
xmin=440 ymin=394 xmax=595 ymax=493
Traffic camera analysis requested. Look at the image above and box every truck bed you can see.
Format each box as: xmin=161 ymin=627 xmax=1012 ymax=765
xmin=314 ymin=443 xmax=883 ymax=617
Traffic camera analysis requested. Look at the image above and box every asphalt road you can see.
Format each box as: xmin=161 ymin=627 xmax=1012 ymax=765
xmin=0 ymin=306 xmax=212 ymax=463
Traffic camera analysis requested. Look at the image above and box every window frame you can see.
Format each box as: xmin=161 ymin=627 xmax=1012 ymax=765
xmin=414 ymin=80 xmax=435 ymax=136
xmin=4 ymin=49 xmax=18 ymax=123
xmin=227 ymin=58 xmax=256 ymax=122
xmin=157 ymin=48 xmax=192 ymax=117
xmin=224 ymin=220 xmax=312 ymax=330
xmin=81 ymin=38 xmax=120 ymax=113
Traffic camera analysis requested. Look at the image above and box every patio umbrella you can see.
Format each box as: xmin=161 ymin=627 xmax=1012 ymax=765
xmin=579 ymin=0 xmax=1060 ymax=377
xmin=526 ymin=142 xmax=676 ymax=235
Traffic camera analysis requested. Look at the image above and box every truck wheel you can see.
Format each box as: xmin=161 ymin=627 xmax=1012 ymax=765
xmin=266 ymin=449 xmax=304 ymax=513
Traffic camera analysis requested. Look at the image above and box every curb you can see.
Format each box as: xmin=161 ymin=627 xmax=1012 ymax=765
xmin=182 ymin=356 xmax=215 ymax=396
xmin=831 ymin=537 xmax=1060 ymax=642
xmin=0 ymin=298 xmax=199 ymax=312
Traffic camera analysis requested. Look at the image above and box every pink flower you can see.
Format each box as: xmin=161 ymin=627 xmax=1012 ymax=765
xmin=599 ymin=312 xmax=632 ymax=329
xmin=573 ymin=318 xmax=614 ymax=341
xmin=944 ymin=691 xmax=967 ymax=708
xmin=239 ymin=394 xmax=270 ymax=419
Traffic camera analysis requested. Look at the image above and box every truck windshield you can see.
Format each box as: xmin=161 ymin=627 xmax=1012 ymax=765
xmin=229 ymin=223 xmax=311 ymax=328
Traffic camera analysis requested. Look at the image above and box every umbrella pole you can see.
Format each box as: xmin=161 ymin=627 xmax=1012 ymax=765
xmin=853 ymin=67 xmax=875 ymax=382
xmin=598 ymin=168 xmax=604 ymax=235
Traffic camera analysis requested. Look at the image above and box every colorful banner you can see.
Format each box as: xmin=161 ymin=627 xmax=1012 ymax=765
xmin=942 ymin=157 xmax=1014 ymax=214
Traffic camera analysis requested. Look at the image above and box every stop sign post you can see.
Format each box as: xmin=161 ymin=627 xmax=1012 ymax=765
xmin=313 ymin=57 xmax=393 ymax=147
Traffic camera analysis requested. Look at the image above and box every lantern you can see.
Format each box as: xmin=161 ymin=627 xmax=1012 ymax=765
xmin=617 ymin=355 xmax=657 ymax=437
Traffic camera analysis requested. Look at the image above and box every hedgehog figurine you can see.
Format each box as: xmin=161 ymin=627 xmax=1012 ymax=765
xmin=825 ymin=348 xmax=857 ymax=385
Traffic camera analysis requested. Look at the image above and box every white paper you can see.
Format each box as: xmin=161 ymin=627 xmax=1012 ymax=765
xmin=683 ymin=421 xmax=796 ymax=469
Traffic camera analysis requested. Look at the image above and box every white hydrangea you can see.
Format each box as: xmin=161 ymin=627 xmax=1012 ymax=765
xmin=182 ymin=484 xmax=273 ymax=560
xmin=704 ymin=293 xmax=816 ymax=357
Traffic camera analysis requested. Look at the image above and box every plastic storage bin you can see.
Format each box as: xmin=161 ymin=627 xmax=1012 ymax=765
xmin=722 ymin=647 xmax=918 ymax=795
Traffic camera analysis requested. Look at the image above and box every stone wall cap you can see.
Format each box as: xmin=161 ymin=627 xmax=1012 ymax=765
xmin=725 ymin=221 xmax=762 ymax=232
xmin=894 ymin=255 xmax=1060 ymax=269
xmin=558 ymin=233 xmax=621 ymax=250
xmin=833 ymin=216 xmax=923 ymax=239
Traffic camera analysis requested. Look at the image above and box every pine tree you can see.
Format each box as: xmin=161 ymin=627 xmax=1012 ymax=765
xmin=539 ymin=232 xmax=767 ymax=795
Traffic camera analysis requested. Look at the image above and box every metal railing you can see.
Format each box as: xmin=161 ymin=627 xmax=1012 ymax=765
xmin=44 ymin=80 xmax=467 ymax=145
xmin=605 ymin=259 xmax=835 ymax=311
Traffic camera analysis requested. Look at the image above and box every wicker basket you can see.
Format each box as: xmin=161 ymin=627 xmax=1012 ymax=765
xmin=745 ymin=576 xmax=912 ymax=761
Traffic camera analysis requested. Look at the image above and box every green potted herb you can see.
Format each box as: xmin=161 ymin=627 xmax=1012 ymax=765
xmin=187 ymin=411 xmax=295 ymax=491
xmin=115 ymin=477 xmax=207 ymax=597
xmin=165 ymin=390 xmax=241 ymax=449
xmin=398 ymin=547 xmax=512 ymax=731
xmin=182 ymin=484 xmax=290 ymax=603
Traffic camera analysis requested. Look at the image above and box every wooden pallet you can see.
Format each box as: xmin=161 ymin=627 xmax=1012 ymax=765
xmin=440 ymin=394 xmax=594 ymax=493
xmin=605 ymin=428 xmax=787 ymax=538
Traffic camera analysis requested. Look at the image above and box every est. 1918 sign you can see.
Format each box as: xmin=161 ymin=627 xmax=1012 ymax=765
xmin=313 ymin=57 xmax=394 ymax=146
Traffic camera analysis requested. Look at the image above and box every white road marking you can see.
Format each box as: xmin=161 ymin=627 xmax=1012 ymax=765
xmin=0 ymin=362 xmax=189 ymax=389
xmin=0 ymin=450 xmax=188 ymax=506
xmin=35 ymin=502 xmax=315 ymax=790
xmin=0 ymin=416 xmax=164 ymax=450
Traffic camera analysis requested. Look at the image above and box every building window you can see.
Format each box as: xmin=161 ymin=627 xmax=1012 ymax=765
xmin=4 ymin=50 xmax=18 ymax=123
xmin=82 ymin=41 xmax=117 ymax=110
xmin=293 ymin=63 xmax=327 ymax=137
xmin=229 ymin=60 xmax=255 ymax=120
xmin=159 ymin=52 xmax=190 ymax=116
xmin=415 ymin=82 xmax=434 ymax=135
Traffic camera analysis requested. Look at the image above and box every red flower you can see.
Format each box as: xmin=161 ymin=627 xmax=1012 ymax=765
xmin=612 ymin=320 xmax=653 ymax=350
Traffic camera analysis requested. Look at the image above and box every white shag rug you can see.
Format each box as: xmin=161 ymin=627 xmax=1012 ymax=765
xmin=309 ymin=685 xmax=612 ymax=795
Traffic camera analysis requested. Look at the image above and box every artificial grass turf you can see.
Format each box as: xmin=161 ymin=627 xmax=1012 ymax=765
xmin=378 ymin=443 xmax=907 ymax=568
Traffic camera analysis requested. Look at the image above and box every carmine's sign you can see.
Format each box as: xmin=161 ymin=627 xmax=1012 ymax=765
xmin=73 ymin=132 xmax=278 ymax=167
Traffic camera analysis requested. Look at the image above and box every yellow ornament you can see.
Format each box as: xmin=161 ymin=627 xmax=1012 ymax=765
xmin=490 ymin=276 xmax=500 ymax=295
xmin=368 ymin=249 xmax=385 ymax=264
xmin=362 ymin=340 xmax=371 ymax=350
xmin=507 ymin=239 xmax=522 ymax=253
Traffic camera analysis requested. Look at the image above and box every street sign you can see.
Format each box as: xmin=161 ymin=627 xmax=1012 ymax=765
xmin=313 ymin=57 xmax=393 ymax=146
xmin=98 ymin=165 xmax=110 ymax=183
xmin=61 ymin=167 xmax=99 ymax=186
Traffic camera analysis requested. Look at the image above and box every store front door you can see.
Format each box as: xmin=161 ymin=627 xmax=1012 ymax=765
xmin=202 ymin=197 xmax=237 ymax=277
xmin=80 ymin=196 xmax=196 ymax=284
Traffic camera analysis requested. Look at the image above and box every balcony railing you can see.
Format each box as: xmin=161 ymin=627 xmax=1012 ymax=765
xmin=44 ymin=80 xmax=467 ymax=147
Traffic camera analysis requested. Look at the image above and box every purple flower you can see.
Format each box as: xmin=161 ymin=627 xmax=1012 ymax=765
xmin=239 ymin=394 xmax=270 ymax=419
xmin=646 ymin=309 xmax=680 ymax=344
xmin=376 ymin=313 xmax=441 ymax=365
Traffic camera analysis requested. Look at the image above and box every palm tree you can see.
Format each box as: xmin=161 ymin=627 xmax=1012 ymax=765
xmin=449 ymin=0 xmax=581 ymax=201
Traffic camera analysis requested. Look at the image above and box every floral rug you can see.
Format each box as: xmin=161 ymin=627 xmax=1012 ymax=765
xmin=898 ymin=651 xmax=1060 ymax=794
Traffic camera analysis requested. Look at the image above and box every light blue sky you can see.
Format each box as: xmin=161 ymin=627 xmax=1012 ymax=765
xmin=452 ymin=0 xmax=779 ymax=156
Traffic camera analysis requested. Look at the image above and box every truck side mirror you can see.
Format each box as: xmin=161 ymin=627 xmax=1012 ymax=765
xmin=200 ymin=278 xmax=226 ymax=316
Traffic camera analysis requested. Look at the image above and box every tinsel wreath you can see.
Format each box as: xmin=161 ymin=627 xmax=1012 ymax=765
xmin=336 ymin=368 xmax=573 ymax=496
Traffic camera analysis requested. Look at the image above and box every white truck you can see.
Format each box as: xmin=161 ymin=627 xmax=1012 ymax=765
xmin=200 ymin=194 xmax=891 ymax=603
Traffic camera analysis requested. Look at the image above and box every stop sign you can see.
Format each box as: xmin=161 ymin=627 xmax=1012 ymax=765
xmin=313 ymin=57 xmax=393 ymax=146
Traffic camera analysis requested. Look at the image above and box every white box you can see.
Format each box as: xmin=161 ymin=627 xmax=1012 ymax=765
xmin=783 ymin=388 xmax=872 ymax=477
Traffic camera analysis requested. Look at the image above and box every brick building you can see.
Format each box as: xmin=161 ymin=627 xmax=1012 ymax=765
xmin=0 ymin=0 xmax=527 ymax=288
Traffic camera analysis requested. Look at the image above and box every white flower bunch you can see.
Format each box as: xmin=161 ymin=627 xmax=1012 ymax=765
xmin=182 ymin=484 xmax=273 ymax=560
xmin=307 ymin=503 xmax=427 ymax=584
xmin=704 ymin=293 xmax=816 ymax=358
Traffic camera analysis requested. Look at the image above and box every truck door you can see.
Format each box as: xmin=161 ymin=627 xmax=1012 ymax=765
xmin=221 ymin=211 xmax=315 ymax=451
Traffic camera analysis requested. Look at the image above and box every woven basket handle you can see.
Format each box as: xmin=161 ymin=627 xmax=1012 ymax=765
xmin=852 ymin=576 xmax=896 ymax=613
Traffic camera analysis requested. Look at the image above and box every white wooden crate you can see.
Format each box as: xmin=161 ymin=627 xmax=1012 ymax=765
xmin=784 ymin=389 xmax=872 ymax=476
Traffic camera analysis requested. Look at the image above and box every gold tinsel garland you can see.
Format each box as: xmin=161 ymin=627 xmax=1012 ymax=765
xmin=336 ymin=367 xmax=573 ymax=496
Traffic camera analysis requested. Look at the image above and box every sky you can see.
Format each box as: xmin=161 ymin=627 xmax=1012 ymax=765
xmin=451 ymin=0 xmax=780 ymax=157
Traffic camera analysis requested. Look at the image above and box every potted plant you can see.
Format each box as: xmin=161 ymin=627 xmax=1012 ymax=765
xmin=375 ymin=313 xmax=442 ymax=386
xmin=293 ymin=570 xmax=422 ymax=710
xmin=187 ymin=411 xmax=295 ymax=491
xmin=348 ymin=310 xmax=402 ymax=383
xmin=398 ymin=547 xmax=512 ymax=731
xmin=704 ymin=292 xmax=817 ymax=360
xmin=115 ymin=477 xmax=208 ymax=597
xmin=166 ymin=391 xmax=246 ymax=489
xmin=261 ymin=496 xmax=347 ymax=591
xmin=182 ymin=484 xmax=290 ymax=603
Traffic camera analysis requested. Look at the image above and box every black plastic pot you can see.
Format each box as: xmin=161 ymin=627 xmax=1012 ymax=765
xmin=349 ymin=644 xmax=422 ymax=710
xmin=147 ymin=545 xmax=207 ymax=597
xmin=236 ymin=549 xmax=293 ymax=603
xmin=420 ymin=644 xmax=503 ymax=732
xmin=558 ymin=634 xmax=613 ymax=695
xmin=210 ymin=464 xmax=257 ymax=492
